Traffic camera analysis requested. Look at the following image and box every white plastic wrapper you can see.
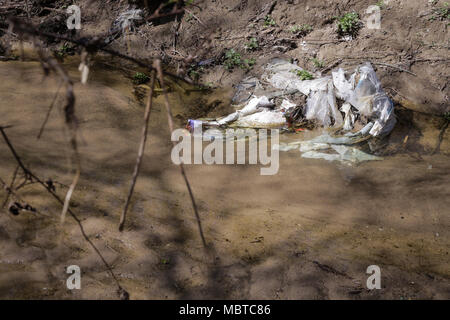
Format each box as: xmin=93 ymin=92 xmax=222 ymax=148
xmin=279 ymin=99 xmax=297 ymax=112
xmin=304 ymin=78 xmax=343 ymax=127
xmin=332 ymin=68 xmax=355 ymax=101
xmin=340 ymin=103 xmax=356 ymax=131
xmin=348 ymin=63 xmax=396 ymax=136
xmin=234 ymin=110 xmax=286 ymax=128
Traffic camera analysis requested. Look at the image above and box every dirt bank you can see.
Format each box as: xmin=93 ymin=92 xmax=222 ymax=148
xmin=75 ymin=0 xmax=449 ymax=116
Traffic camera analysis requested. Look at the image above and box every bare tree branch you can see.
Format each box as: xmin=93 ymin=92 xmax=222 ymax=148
xmin=119 ymin=70 xmax=156 ymax=231
xmin=154 ymin=59 xmax=207 ymax=248
xmin=37 ymin=80 xmax=62 ymax=139
xmin=0 ymin=126 xmax=128 ymax=299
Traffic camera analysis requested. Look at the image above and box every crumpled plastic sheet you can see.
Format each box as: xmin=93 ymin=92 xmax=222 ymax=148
xmin=340 ymin=103 xmax=356 ymax=131
xmin=234 ymin=109 xmax=287 ymax=128
xmin=301 ymin=144 xmax=383 ymax=164
xmin=263 ymin=60 xmax=343 ymax=128
xmin=335 ymin=62 xmax=396 ymax=136
xmin=274 ymin=122 xmax=382 ymax=165
xmin=305 ymin=78 xmax=343 ymax=128
xmin=264 ymin=59 xmax=396 ymax=136
xmin=275 ymin=136 xmax=383 ymax=164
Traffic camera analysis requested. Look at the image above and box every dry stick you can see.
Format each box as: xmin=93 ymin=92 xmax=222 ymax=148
xmin=39 ymin=49 xmax=81 ymax=225
xmin=0 ymin=126 xmax=127 ymax=297
xmin=154 ymin=59 xmax=207 ymax=248
xmin=61 ymin=163 xmax=80 ymax=225
xmin=184 ymin=8 xmax=206 ymax=26
xmin=37 ymin=81 xmax=63 ymax=139
xmin=433 ymin=120 xmax=449 ymax=155
xmin=1 ymin=165 xmax=19 ymax=208
xmin=0 ymin=175 xmax=50 ymax=218
xmin=24 ymin=0 xmax=30 ymax=19
xmin=371 ymin=62 xmax=417 ymax=77
xmin=7 ymin=17 xmax=192 ymax=84
xmin=119 ymin=71 xmax=156 ymax=232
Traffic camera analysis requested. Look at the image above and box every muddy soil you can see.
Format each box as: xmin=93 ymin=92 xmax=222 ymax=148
xmin=0 ymin=60 xmax=449 ymax=299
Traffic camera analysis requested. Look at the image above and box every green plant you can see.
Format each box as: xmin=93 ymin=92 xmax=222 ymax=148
xmin=241 ymin=58 xmax=256 ymax=71
xmin=185 ymin=13 xmax=194 ymax=22
xmin=290 ymin=24 xmax=313 ymax=36
xmin=293 ymin=69 xmax=314 ymax=80
xmin=444 ymin=111 xmax=450 ymax=122
xmin=223 ymin=49 xmax=256 ymax=71
xmin=245 ymin=37 xmax=259 ymax=51
xmin=55 ymin=43 xmax=71 ymax=58
xmin=311 ymin=58 xmax=324 ymax=69
xmin=431 ymin=2 xmax=450 ymax=21
xmin=263 ymin=15 xmax=276 ymax=27
xmin=336 ymin=12 xmax=362 ymax=37
xmin=223 ymin=49 xmax=241 ymax=70
xmin=188 ymin=64 xmax=204 ymax=81
xmin=188 ymin=69 xmax=200 ymax=80
xmin=132 ymin=72 xmax=150 ymax=85
xmin=376 ymin=1 xmax=385 ymax=8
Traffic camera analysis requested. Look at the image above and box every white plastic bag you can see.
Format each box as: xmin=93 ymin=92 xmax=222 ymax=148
xmin=332 ymin=68 xmax=355 ymax=101
xmin=305 ymin=78 xmax=343 ymax=127
xmin=348 ymin=63 xmax=382 ymax=116
xmin=347 ymin=63 xmax=396 ymax=136
xmin=217 ymin=96 xmax=274 ymax=126
xmin=235 ymin=110 xmax=286 ymax=128
xmin=340 ymin=103 xmax=355 ymax=131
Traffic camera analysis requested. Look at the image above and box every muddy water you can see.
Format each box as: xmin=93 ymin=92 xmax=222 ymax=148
xmin=0 ymin=60 xmax=449 ymax=299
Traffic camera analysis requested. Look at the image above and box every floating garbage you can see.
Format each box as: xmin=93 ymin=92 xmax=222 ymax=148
xmin=188 ymin=96 xmax=285 ymax=129
xmin=234 ymin=109 xmax=286 ymax=128
xmin=301 ymin=145 xmax=383 ymax=164
xmin=188 ymin=59 xmax=396 ymax=164
xmin=276 ymin=136 xmax=383 ymax=165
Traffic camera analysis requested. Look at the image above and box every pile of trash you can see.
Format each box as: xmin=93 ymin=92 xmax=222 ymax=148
xmin=188 ymin=59 xmax=397 ymax=164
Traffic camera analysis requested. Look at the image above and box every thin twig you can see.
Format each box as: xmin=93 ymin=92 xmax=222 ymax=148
xmin=371 ymin=62 xmax=417 ymax=76
xmin=184 ymin=8 xmax=206 ymax=26
xmin=1 ymin=165 xmax=19 ymax=208
xmin=119 ymin=71 xmax=156 ymax=231
xmin=24 ymin=0 xmax=30 ymax=19
xmin=7 ymin=17 xmax=191 ymax=84
xmin=33 ymin=40 xmax=81 ymax=226
xmin=0 ymin=174 xmax=50 ymax=218
xmin=37 ymin=81 xmax=63 ymax=139
xmin=0 ymin=126 xmax=127 ymax=298
xmin=432 ymin=120 xmax=449 ymax=155
xmin=154 ymin=59 xmax=207 ymax=248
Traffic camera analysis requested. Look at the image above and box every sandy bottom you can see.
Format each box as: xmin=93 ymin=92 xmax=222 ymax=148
xmin=0 ymin=61 xmax=448 ymax=299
